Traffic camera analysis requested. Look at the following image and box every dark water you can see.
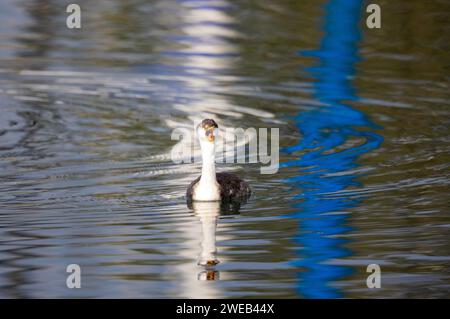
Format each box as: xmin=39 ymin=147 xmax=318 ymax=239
xmin=0 ymin=0 xmax=449 ymax=298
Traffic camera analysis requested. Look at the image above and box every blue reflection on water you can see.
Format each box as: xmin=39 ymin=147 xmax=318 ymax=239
xmin=282 ymin=0 xmax=383 ymax=298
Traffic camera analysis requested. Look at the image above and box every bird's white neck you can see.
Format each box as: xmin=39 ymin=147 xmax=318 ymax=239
xmin=193 ymin=140 xmax=220 ymax=201
xmin=199 ymin=140 xmax=217 ymax=186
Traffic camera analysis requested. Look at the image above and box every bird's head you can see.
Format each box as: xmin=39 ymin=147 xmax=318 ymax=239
xmin=197 ymin=119 xmax=219 ymax=143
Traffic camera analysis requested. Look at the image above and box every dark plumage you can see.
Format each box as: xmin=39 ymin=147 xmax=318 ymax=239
xmin=186 ymin=172 xmax=251 ymax=202
xmin=201 ymin=119 xmax=218 ymax=129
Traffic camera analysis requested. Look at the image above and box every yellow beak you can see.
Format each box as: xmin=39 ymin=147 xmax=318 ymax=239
xmin=206 ymin=128 xmax=215 ymax=142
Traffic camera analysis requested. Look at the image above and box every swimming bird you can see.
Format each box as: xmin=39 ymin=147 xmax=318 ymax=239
xmin=186 ymin=119 xmax=251 ymax=202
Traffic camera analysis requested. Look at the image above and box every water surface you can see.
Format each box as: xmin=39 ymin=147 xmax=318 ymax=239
xmin=0 ymin=0 xmax=449 ymax=298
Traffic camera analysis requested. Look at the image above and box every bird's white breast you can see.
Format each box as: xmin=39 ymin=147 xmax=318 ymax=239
xmin=193 ymin=181 xmax=221 ymax=201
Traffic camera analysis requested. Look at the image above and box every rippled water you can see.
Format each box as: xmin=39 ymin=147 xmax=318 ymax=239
xmin=0 ymin=0 xmax=449 ymax=298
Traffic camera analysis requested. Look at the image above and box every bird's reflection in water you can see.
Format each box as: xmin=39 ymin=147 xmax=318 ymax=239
xmin=188 ymin=200 xmax=242 ymax=281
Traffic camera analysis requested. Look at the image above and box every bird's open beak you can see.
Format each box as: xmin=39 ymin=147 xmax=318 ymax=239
xmin=207 ymin=130 xmax=215 ymax=142
xmin=206 ymin=127 xmax=216 ymax=142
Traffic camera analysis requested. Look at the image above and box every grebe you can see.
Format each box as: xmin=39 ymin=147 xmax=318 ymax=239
xmin=186 ymin=119 xmax=251 ymax=202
